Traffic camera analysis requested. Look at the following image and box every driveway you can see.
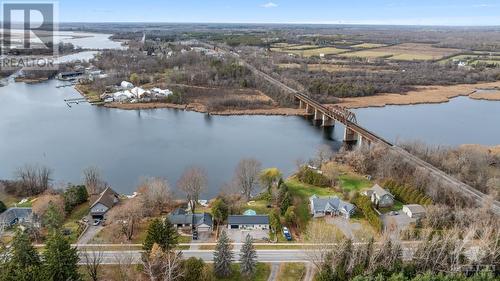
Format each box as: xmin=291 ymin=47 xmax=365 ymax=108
xmin=325 ymin=217 xmax=363 ymax=241
xmin=78 ymin=224 xmax=103 ymax=244
xmin=227 ymin=229 xmax=269 ymax=251
xmin=189 ymin=231 xmax=213 ymax=250
xmin=382 ymin=213 xmax=416 ymax=240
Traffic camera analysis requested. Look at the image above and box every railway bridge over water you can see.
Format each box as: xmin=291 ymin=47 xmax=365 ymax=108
xmin=206 ymin=41 xmax=500 ymax=214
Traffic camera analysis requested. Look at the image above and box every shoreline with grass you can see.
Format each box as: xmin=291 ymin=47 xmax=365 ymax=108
xmin=336 ymin=81 xmax=500 ymax=109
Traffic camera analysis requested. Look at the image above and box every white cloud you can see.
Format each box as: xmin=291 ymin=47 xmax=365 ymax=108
xmin=261 ymin=2 xmax=278 ymax=8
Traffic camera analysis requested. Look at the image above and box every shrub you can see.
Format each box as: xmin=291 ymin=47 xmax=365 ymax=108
xmin=352 ymin=193 xmax=382 ymax=232
xmin=296 ymin=167 xmax=331 ymax=187
xmin=384 ymin=180 xmax=433 ymax=206
xmin=63 ymin=185 xmax=88 ymax=214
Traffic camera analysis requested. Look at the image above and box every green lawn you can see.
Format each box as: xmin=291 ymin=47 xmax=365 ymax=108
xmin=339 ymin=174 xmax=372 ymax=192
xmin=379 ymin=200 xmax=404 ymax=214
xmin=211 ymin=263 xmax=270 ymax=281
xmin=62 ymin=202 xmax=90 ymax=243
xmin=286 ymin=178 xmax=339 ymax=199
xmin=277 ymin=263 xmax=306 ymax=281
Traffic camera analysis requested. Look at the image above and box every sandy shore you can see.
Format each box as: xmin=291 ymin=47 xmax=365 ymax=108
xmin=469 ymin=90 xmax=500 ymax=101
xmin=336 ymin=81 xmax=500 ymax=109
xmin=104 ymin=102 xmax=306 ymax=116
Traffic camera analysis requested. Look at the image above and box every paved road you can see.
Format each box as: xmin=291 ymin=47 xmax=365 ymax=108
xmin=80 ymin=249 xmax=312 ymax=265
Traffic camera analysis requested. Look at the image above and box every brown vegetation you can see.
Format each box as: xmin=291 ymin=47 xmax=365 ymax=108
xmin=336 ymin=81 xmax=500 ymax=108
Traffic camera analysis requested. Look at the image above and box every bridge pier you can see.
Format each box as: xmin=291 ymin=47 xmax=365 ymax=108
xmin=322 ymin=114 xmax=335 ymax=127
xmin=358 ymin=135 xmax=371 ymax=149
xmin=305 ymin=103 xmax=313 ymax=115
xmin=343 ymin=126 xmax=357 ymax=143
xmin=299 ymin=100 xmax=304 ymax=109
xmin=313 ymin=109 xmax=322 ymax=122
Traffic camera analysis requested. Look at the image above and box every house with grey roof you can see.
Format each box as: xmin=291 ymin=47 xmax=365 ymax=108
xmin=402 ymin=204 xmax=426 ymax=219
xmin=168 ymin=208 xmax=213 ymax=232
xmin=363 ymin=184 xmax=394 ymax=208
xmin=90 ymin=187 xmax=119 ymax=220
xmin=309 ymin=195 xmax=356 ymax=219
xmin=228 ymin=215 xmax=270 ymax=230
xmin=0 ymin=207 xmax=33 ymax=228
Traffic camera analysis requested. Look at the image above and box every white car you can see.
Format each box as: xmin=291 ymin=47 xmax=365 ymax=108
xmin=93 ymin=219 xmax=101 ymax=226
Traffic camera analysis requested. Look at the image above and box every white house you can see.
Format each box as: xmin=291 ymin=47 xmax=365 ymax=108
xmin=228 ymin=215 xmax=269 ymax=230
xmin=120 ymin=81 xmax=134 ymax=89
xmin=402 ymin=204 xmax=426 ymax=219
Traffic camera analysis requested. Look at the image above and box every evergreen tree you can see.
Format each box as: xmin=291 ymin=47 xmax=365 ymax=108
xmin=4 ymin=230 xmax=41 ymax=281
xmin=239 ymin=234 xmax=257 ymax=278
xmin=163 ymin=217 xmax=179 ymax=252
xmin=43 ymin=202 xmax=64 ymax=230
xmin=143 ymin=218 xmax=178 ymax=253
xmin=143 ymin=218 xmax=165 ymax=253
xmin=213 ymin=230 xmax=233 ymax=278
xmin=43 ymin=231 xmax=80 ymax=281
xmin=280 ymin=192 xmax=292 ymax=215
xmin=0 ymin=200 xmax=6 ymax=214
xmin=211 ymin=198 xmax=229 ymax=226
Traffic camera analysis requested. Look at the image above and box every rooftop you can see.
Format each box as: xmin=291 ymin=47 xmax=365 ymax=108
xmin=228 ymin=215 xmax=269 ymax=225
xmin=404 ymin=204 xmax=426 ymax=214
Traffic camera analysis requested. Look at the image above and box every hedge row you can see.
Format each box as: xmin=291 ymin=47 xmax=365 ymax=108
xmin=384 ymin=180 xmax=433 ymax=206
xmin=352 ymin=194 xmax=382 ymax=232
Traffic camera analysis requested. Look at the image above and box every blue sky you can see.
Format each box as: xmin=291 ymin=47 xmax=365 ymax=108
xmin=55 ymin=0 xmax=500 ymax=25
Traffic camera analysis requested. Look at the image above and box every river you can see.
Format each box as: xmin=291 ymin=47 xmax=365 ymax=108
xmin=1 ymin=32 xmax=499 ymax=197
xmin=353 ymin=96 xmax=500 ymax=146
xmin=0 ymin=78 xmax=340 ymax=197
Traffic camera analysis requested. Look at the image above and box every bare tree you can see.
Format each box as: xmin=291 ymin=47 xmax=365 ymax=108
xmin=315 ymin=144 xmax=334 ymax=166
xmin=140 ymin=177 xmax=172 ymax=215
xmin=83 ymin=249 xmax=103 ymax=281
xmin=15 ymin=164 xmax=52 ymax=196
xmin=83 ymin=166 xmax=107 ymax=195
xmin=304 ymin=220 xmax=343 ymax=269
xmin=177 ymin=166 xmax=207 ymax=214
xmin=233 ymin=158 xmax=262 ymax=201
xmin=114 ymin=247 xmax=137 ymax=281
xmin=109 ymin=198 xmax=144 ymax=241
xmin=143 ymin=244 xmax=184 ymax=281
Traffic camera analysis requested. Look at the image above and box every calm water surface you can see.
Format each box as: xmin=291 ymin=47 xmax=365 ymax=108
xmin=354 ymin=97 xmax=500 ymax=146
xmin=0 ymin=80 xmax=340 ymax=197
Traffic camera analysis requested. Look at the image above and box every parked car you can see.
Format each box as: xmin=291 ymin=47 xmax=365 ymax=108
xmin=283 ymin=227 xmax=292 ymax=241
xmin=93 ymin=219 xmax=101 ymax=226
xmin=389 ymin=211 xmax=399 ymax=216
xmin=193 ymin=230 xmax=198 ymax=240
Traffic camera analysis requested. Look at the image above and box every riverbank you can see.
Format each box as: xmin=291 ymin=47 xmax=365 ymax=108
xmin=104 ymin=101 xmax=306 ymax=116
xmin=336 ymin=81 xmax=500 ymax=109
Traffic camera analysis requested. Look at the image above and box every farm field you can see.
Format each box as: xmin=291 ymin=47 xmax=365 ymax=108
xmin=341 ymin=43 xmax=461 ymax=61
xmin=271 ymin=46 xmax=347 ymax=57
xmin=352 ymin=43 xmax=386 ymax=48
xmin=440 ymin=52 xmax=500 ymax=64
xmin=278 ymin=63 xmax=396 ymax=73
